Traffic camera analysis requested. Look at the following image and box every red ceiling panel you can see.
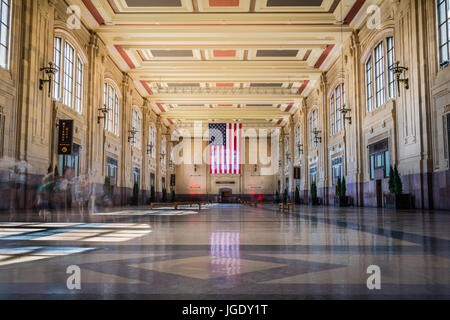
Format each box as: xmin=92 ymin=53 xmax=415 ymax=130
xmin=213 ymin=50 xmax=237 ymax=57
xmin=209 ymin=0 xmax=240 ymax=7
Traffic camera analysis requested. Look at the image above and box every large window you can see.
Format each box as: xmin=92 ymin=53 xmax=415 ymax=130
xmin=309 ymin=109 xmax=318 ymax=147
xmin=149 ymin=125 xmax=156 ymax=158
xmin=53 ymin=37 xmax=62 ymax=100
xmin=330 ymin=83 xmax=345 ymax=135
xmin=104 ymin=83 xmax=120 ymax=135
xmin=374 ymin=42 xmax=386 ymax=108
xmin=365 ymin=37 xmax=395 ymax=113
xmin=386 ymin=37 xmax=396 ymax=99
xmin=131 ymin=109 xmax=141 ymax=149
xmin=106 ymin=157 xmax=118 ymax=185
xmin=0 ymin=0 xmax=11 ymax=69
xmin=366 ymin=57 xmax=374 ymax=112
xmin=437 ymin=0 xmax=450 ymax=65
xmin=53 ymin=37 xmax=84 ymax=114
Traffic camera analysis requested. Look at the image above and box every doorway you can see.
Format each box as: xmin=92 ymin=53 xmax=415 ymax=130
xmin=447 ymin=114 xmax=450 ymax=162
xmin=219 ymin=188 xmax=233 ymax=203
xmin=376 ymin=180 xmax=383 ymax=208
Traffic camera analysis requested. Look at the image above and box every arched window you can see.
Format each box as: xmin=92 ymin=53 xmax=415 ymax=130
xmin=104 ymin=82 xmax=120 ymax=135
xmin=131 ymin=108 xmax=141 ymax=149
xmin=0 ymin=0 xmax=11 ymax=69
xmin=437 ymin=0 xmax=450 ymax=65
xmin=149 ymin=125 xmax=156 ymax=158
xmin=365 ymin=36 xmax=395 ymax=113
xmin=309 ymin=109 xmax=318 ymax=147
xmin=330 ymin=83 xmax=345 ymax=135
xmin=53 ymin=37 xmax=84 ymax=114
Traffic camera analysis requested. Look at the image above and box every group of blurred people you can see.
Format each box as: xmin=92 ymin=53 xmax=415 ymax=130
xmin=36 ymin=166 xmax=94 ymax=221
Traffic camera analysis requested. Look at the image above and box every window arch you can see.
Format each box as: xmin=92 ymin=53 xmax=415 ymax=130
xmin=437 ymin=0 xmax=450 ymax=65
xmin=330 ymin=83 xmax=345 ymax=135
xmin=149 ymin=125 xmax=156 ymax=158
xmin=0 ymin=0 xmax=11 ymax=70
xmin=365 ymin=36 xmax=395 ymax=113
xmin=309 ymin=109 xmax=318 ymax=147
xmin=53 ymin=36 xmax=85 ymax=114
xmin=104 ymin=81 xmax=120 ymax=135
xmin=131 ymin=107 xmax=141 ymax=149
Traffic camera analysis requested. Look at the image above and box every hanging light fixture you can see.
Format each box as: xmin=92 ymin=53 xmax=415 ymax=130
xmin=39 ymin=62 xmax=58 ymax=97
xmin=390 ymin=61 xmax=409 ymax=95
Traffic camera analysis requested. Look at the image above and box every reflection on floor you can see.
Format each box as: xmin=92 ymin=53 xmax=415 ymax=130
xmin=0 ymin=204 xmax=449 ymax=299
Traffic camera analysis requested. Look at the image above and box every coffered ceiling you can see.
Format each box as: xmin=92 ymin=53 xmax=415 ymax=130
xmin=76 ymin=0 xmax=367 ymax=127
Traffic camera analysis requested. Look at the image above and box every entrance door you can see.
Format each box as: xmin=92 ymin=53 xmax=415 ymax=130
xmin=219 ymin=188 xmax=232 ymax=203
xmin=447 ymin=114 xmax=450 ymax=162
xmin=376 ymin=180 xmax=383 ymax=208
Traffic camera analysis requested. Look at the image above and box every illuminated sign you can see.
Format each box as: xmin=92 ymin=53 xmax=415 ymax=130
xmin=57 ymin=120 xmax=74 ymax=155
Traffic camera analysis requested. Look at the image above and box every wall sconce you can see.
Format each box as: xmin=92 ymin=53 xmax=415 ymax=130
xmin=169 ymin=159 xmax=173 ymax=169
xmin=160 ymin=151 xmax=166 ymax=161
xmin=146 ymin=142 xmax=154 ymax=155
xmin=127 ymin=127 xmax=138 ymax=144
xmin=194 ymin=164 xmax=197 ymax=172
xmin=278 ymin=159 xmax=282 ymax=168
xmin=313 ymin=129 xmax=322 ymax=144
xmin=39 ymin=62 xmax=58 ymax=97
xmin=97 ymin=105 xmax=109 ymax=124
xmin=390 ymin=61 xmax=409 ymax=95
xmin=286 ymin=152 xmax=291 ymax=162
xmin=297 ymin=143 xmax=304 ymax=155
xmin=339 ymin=106 xmax=352 ymax=126
xmin=254 ymin=164 xmax=258 ymax=172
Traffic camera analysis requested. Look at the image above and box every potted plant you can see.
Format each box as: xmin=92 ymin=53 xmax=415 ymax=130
xmin=171 ymin=189 xmax=176 ymax=202
xmin=294 ymin=186 xmax=300 ymax=204
xmin=310 ymin=181 xmax=319 ymax=205
xmin=334 ymin=177 xmax=351 ymax=207
xmin=384 ymin=165 xmax=413 ymax=209
xmin=162 ymin=188 xmax=167 ymax=202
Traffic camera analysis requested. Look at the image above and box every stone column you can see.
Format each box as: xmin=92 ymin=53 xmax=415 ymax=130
xmin=289 ymin=117 xmax=295 ymax=198
xmin=319 ymin=73 xmax=329 ymax=204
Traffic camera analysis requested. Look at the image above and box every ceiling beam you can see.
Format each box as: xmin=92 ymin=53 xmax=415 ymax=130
xmin=159 ymin=107 xmax=289 ymax=119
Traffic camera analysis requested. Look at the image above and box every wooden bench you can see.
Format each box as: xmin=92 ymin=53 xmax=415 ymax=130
xmin=278 ymin=202 xmax=295 ymax=212
xmin=150 ymin=201 xmax=203 ymax=210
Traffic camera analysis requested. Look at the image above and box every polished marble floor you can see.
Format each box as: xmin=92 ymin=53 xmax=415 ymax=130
xmin=0 ymin=204 xmax=449 ymax=299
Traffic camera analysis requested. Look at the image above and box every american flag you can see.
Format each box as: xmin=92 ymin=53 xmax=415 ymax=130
xmin=209 ymin=123 xmax=242 ymax=175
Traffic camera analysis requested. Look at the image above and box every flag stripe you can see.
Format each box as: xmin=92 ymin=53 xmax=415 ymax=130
xmin=209 ymin=123 xmax=241 ymax=175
